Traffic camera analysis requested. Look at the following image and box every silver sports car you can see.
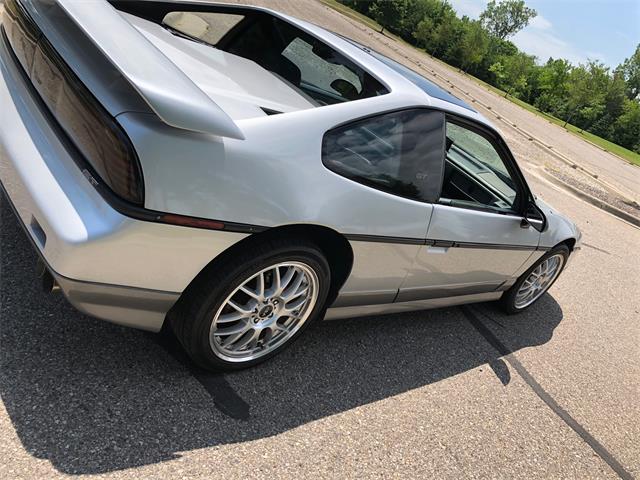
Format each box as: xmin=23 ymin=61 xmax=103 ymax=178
xmin=0 ymin=0 xmax=581 ymax=370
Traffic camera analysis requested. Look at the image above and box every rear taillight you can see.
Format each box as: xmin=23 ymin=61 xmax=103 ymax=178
xmin=4 ymin=0 xmax=144 ymax=206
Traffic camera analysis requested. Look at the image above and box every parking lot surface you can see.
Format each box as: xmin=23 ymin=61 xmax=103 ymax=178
xmin=1 ymin=172 xmax=639 ymax=479
xmin=1 ymin=1 xmax=639 ymax=478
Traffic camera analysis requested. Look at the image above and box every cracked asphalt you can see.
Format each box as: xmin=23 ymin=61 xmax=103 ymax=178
xmin=1 ymin=169 xmax=639 ymax=479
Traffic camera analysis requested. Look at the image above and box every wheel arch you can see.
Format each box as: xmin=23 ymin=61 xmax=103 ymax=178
xmin=179 ymin=223 xmax=354 ymax=310
xmin=556 ymin=237 xmax=576 ymax=251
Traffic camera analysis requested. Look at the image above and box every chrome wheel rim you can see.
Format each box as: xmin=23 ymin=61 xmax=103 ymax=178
xmin=209 ymin=261 xmax=319 ymax=362
xmin=514 ymin=254 xmax=564 ymax=309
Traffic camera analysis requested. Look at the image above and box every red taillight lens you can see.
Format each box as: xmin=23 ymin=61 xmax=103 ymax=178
xmin=159 ymin=214 xmax=225 ymax=230
xmin=4 ymin=0 xmax=144 ymax=206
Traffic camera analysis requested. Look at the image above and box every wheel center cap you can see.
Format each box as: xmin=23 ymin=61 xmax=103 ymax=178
xmin=258 ymin=305 xmax=274 ymax=318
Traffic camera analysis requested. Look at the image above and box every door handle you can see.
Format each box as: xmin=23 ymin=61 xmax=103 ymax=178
xmin=427 ymin=240 xmax=454 ymax=253
xmin=428 ymin=246 xmax=450 ymax=254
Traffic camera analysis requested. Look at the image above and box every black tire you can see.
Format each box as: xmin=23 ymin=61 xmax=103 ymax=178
xmin=500 ymin=244 xmax=570 ymax=314
xmin=170 ymin=238 xmax=331 ymax=371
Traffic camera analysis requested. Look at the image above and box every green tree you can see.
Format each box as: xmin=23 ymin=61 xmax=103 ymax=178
xmin=605 ymin=72 xmax=628 ymax=119
xmin=613 ymin=99 xmax=640 ymax=152
xmin=479 ymin=0 xmax=537 ymax=39
xmin=476 ymin=36 xmax=518 ymax=82
xmin=534 ymin=58 xmax=571 ymax=114
xmin=493 ymin=52 xmax=536 ymax=99
xmin=437 ymin=15 xmax=465 ymax=64
xmin=413 ymin=17 xmax=438 ymax=53
xmin=489 ymin=61 xmax=507 ymax=85
xmin=399 ymin=0 xmax=437 ymax=40
xmin=591 ymin=71 xmax=629 ymax=138
xmin=415 ymin=10 xmax=462 ymax=58
xmin=369 ymin=0 xmax=408 ymax=34
xmin=617 ymin=44 xmax=640 ymax=100
xmin=564 ymin=62 xmax=608 ymax=129
xmin=458 ymin=20 xmax=490 ymax=72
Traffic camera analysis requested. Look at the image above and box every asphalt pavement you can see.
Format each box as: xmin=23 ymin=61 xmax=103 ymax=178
xmin=0 ymin=1 xmax=638 ymax=477
xmin=1 ymin=172 xmax=638 ymax=479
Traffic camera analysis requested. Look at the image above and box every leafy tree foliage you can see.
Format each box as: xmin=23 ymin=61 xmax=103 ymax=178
xmin=457 ymin=21 xmax=489 ymax=72
xmin=337 ymin=0 xmax=640 ymax=153
xmin=614 ymin=100 xmax=640 ymax=152
xmin=369 ymin=0 xmax=408 ymax=34
xmin=479 ymin=0 xmax=537 ymax=40
xmin=617 ymin=45 xmax=640 ymax=100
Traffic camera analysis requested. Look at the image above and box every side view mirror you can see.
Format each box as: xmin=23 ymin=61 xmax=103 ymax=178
xmin=521 ymin=201 xmax=547 ymax=232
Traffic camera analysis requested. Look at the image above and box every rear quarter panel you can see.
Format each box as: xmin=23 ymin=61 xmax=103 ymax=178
xmin=121 ymin=93 xmax=434 ymax=239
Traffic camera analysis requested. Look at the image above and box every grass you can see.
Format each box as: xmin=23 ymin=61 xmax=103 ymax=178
xmin=481 ymin=83 xmax=640 ymax=167
xmin=319 ymin=0 xmax=640 ymax=167
xmin=319 ymin=0 xmax=385 ymax=33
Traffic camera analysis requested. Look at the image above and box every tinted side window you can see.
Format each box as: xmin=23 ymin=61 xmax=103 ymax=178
xmin=442 ymin=120 xmax=518 ymax=211
xmin=322 ymin=110 xmax=445 ymax=202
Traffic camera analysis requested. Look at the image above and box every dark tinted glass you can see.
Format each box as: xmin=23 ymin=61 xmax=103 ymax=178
xmin=322 ymin=109 xmax=445 ymax=202
xmin=3 ymin=0 xmax=144 ymax=205
xmin=3 ymin=0 xmax=39 ymax=73
xmin=442 ymin=120 xmax=517 ymax=211
xmin=221 ymin=16 xmax=388 ymax=105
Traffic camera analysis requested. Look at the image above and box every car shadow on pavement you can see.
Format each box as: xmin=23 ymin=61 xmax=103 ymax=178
xmin=0 ymin=200 xmax=564 ymax=475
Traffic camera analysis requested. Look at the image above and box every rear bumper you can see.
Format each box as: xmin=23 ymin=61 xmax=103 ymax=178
xmin=2 ymin=180 xmax=179 ymax=331
xmin=53 ymin=273 xmax=180 ymax=332
xmin=0 ymin=30 xmax=246 ymax=331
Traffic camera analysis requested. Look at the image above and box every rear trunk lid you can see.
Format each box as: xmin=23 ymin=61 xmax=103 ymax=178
xmin=121 ymin=11 xmax=316 ymax=120
xmin=12 ymin=0 xmax=246 ymax=138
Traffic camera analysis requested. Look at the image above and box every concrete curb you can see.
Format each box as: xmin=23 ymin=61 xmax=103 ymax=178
xmin=527 ymin=167 xmax=640 ymax=229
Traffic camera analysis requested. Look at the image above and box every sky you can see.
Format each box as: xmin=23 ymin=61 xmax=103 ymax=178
xmin=447 ymin=0 xmax=640 ymax=69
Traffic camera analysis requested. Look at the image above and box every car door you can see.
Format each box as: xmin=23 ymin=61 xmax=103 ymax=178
xmin=320 ymin=108 xmax=446 ymax=307
xmin=397 ymin=114 xmax=542 ymax=302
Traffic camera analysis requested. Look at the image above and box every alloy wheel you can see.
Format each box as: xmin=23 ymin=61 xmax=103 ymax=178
xmin=209 ymin=261 xmax=319 ymax=362
xmin=514 ymin=253 xmax=564 ymax=309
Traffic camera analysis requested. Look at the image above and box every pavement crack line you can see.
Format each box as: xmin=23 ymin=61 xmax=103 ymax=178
xmin=460 ymin=306 xmax=633 ymax=480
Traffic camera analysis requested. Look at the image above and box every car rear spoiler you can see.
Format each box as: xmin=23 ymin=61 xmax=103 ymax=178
xmin=55 ymin=0 xmax=245 ymax=140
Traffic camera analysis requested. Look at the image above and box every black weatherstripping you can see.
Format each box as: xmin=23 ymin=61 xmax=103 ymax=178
xmin=451 ymin=241 xmax=538 ymax=251
xmin=346 ymin=234 xmax=540 ymax=251
xmin=344 ymin=234 xmax=426 ymax=245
